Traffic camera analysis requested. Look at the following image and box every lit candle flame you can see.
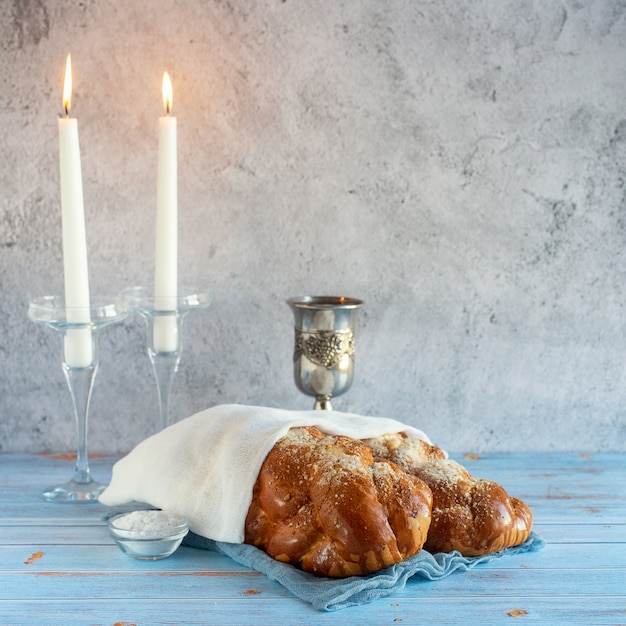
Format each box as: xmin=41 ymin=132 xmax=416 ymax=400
xmin=62 ymin=54 xmax=72 ymax=116
xmin=162 ymin=72 xmax=173 ymax=115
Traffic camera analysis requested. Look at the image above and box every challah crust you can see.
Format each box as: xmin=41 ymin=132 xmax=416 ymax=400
xmin=362 ymin=432 xmax=533 ymax=556
xmin=244 ymin=426 xmax=433 ymax=577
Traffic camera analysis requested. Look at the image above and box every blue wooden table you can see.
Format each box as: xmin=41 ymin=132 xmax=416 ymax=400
xmin=1 ymin=452 xmax=624 ymax=625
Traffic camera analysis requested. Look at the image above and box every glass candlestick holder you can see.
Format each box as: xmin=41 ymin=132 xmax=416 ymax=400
xmin=28 ymin=296 xmax=128 ymax=502
xmin=122 ymin=286 xmax=211 ymax=430
xmin=287 ymin=296 xmax=363 ymax=410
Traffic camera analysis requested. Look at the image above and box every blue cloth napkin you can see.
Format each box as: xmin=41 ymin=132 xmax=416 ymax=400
xmin=183 ymin=531 xmax=545 ymax=611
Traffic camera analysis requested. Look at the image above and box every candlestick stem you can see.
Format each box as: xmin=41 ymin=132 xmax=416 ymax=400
xmin=148 ymin=340 xmax=181 ymax=431
xmin=62 ymin=359 xmax=97 ymax=488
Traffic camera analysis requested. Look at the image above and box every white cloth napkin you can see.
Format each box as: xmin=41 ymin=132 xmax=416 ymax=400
xmin=99 ymin=403 xmax=436 ymax=544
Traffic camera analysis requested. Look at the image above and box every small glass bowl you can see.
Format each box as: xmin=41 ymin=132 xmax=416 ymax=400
xmin=107 ymin=510 xmax=189 ymax=560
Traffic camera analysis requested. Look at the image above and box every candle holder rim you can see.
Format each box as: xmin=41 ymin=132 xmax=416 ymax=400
xmin=28 ymin=295 xmax=129 ymax=326
xmin=287 ymin=295 xmax=363 ymax=310
xmin=120 ymin=285 xmax=211 ymax=313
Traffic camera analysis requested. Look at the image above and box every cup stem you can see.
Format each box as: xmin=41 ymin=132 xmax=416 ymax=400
xmin=314 ymin=395 xmax=333 ymax=411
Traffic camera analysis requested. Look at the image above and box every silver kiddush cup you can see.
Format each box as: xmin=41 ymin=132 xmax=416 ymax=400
xmin=287 ymin=296 xmax=363 ymax=410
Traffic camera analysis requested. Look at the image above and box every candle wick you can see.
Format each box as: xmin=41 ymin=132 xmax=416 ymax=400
xmin=64 ymin=105 xmax=69 ymax=117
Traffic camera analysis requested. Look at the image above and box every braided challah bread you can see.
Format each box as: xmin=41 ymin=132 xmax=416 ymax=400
xmin=362 ymin=432 xmax=533 ymax=556
xmin=244 ymin=426 xmax=433 ymax=577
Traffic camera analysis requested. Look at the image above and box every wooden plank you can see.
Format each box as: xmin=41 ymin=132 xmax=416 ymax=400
xmin=1 ymin=539 xmax=624 ymax=573
xmin=0 ymin=545 xmax=258 ymax=574
xmin=1 ymin=595 xmax=625 ymax=626
xmin=1 ymin=545 xmax=624 ymax=600
xmin=1 ymin=523 xmax=131 ymax=544
xmin=1 ymin=567 xmax=625 ymax=603
xmin=532 ymin=523 xmax=626 ymax=543
xmin=453 ymin=451 xmax=626 ymax=469
xmin=3 ymin=521 xmax=626 ymax=545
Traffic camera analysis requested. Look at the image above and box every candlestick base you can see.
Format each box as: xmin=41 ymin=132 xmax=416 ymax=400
xmin=122 ymin=286 xmax=211 ymax=431
xmin=42 ymin=477 xmax=106 ymax=503
xmin=28 ymin=296 xmax=128 ymax=503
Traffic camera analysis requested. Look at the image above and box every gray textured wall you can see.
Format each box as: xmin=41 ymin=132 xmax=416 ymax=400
xmin=1 ymin=0 xmax=625 ymax=453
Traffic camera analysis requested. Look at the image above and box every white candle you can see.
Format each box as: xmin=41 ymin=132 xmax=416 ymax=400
xmin=153 ymin=71 xmax=178 ymax=353
xmin=58 ymin=54 xmax=92 ymax=368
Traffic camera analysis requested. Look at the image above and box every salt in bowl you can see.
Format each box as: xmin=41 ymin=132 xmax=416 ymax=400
xmin=107 ymin=510 xmax=189 ymax=560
